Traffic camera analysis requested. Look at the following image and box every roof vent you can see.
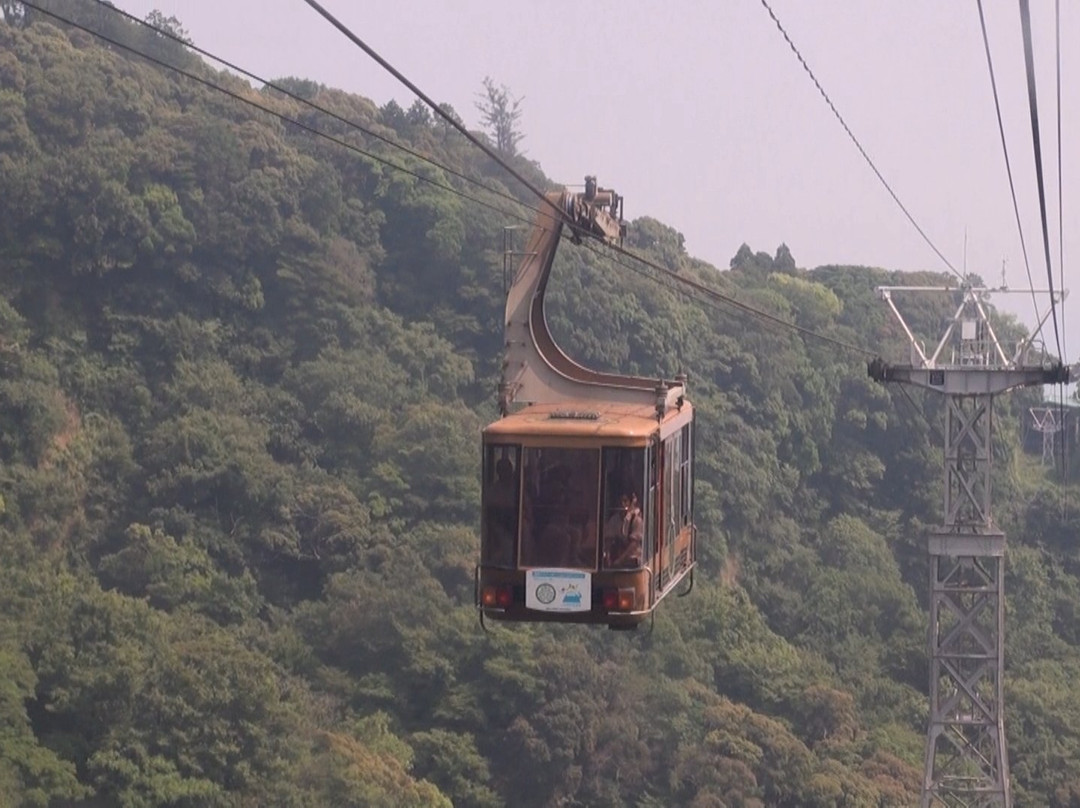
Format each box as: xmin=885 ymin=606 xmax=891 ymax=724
xmin=548 ymin=410 xmax=600 ymax=420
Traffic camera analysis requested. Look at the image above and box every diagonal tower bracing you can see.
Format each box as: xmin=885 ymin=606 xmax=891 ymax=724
xmin=869 ymin=283 xmax=1068 ymax=807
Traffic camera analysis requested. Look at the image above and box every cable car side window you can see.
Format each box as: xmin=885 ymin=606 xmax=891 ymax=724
xmin=646 ymin=442 xmax=657 ymax=566
xmin=665 ymin=434 xmax=680 ymax=548
xmin=601 ymin=448 xmax=646 ymax=569
xmin=519 ymin=447 xmax=599 ymax=569
xmin=482 ymin=444 xmax=520 ymax=567
xmin=679 ymin=422 xmax=693 ymax=526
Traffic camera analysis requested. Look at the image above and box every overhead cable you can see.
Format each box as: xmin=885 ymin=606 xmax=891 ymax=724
xmin=585 ymin=242 xmax=878 ymax=359
xmin=299 ymin=0 xmax=883 ymax=357
xmin=1055 ymin=0 xmax=1068 ymax=486
xmin=87 ymin=0 xmax=545 ymax=220
xmin=44 ymin=0 xmax=882 ymax=360
xmin=298 ymin=0 xmax=567 ymax=223
xmin=19 ymin=0 xmax=540 ymax=230
xmin=759 ymin=0 xmax=964 ymax=281
xmin=894 ymin=383 xmax=945 ymax=448
xmin=1018 ymin=0 xmax=1063 ymax=360
xmin=1055 ymin=0 xmax=1067 ymax=363
xmin=976 ymin=0 xmax=1042 ymax=325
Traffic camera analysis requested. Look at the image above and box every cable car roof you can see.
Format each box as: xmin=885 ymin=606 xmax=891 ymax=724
xmin=484 ymin=400 xmax=692 ymax=441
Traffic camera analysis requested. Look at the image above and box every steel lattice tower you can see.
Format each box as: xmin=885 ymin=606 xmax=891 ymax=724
xmin=1029 ymin=406 xmax=1061 ymax=466
xmin=869 ymin=284 xmax=1068 ymax=807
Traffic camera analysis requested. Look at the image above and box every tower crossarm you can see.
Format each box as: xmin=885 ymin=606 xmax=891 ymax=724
xmin=868 ymin=361 xmax=1068 ymax=395
xmin=1029 ymin=406 xmax=1062 ymax=432
xmin=873 ymin=284 xmax=1067 ymax=378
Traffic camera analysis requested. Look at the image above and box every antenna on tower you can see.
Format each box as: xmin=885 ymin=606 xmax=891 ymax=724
xmin=963 ymin=228 xmax=968 ymax=276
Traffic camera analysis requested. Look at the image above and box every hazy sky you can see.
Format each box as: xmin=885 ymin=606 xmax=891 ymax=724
xmin=110 ymin=0 xmax=1079 ymax=364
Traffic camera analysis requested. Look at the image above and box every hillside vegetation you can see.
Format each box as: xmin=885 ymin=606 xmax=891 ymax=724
xmin=2 ymin=7 xmax=1080 ymax=806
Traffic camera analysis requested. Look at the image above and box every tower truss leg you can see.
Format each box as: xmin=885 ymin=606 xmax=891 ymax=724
xmin=921 ymin=394 xmax=1010 ymax=807
xmin=922 ymin=536 xmax=1009 ymax=807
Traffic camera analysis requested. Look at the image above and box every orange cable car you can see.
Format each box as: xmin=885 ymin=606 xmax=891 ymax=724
xmin=477 ymin=178 xmax=695 ymax=629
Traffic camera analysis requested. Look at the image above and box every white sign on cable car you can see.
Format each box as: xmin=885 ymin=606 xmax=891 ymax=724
xmin=525 ymin=569 xmax=591 ymax=612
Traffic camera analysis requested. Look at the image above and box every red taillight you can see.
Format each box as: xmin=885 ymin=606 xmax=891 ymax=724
xmin=602 ymin=587 xmax=636 ymax=612
xmin=482 ymin=585 xmax=514 ymax=609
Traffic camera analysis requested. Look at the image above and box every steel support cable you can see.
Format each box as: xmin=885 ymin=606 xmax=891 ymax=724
xmin=19 ymin=0 xmax=542 ymax=231
xmin=1054 ymin=0 xmax=1069 ymax=488
xmin=297 ymin=0 xmax=883 ymax=358
xmin=584 ymin=242 xmax=878 ymax=358
xmin=1056 ymin=0 xmax=1066 ymax=361
xmin=87 ymin=0 xmax=548 ymax=222
xmin=602 ymin=262 xmax=827 ymax=353
xmin=759 ymin=0 xmax=964 ymax=281
xmin=299 ymin=0 xmax=568 ymax=226
xmin=1018 ymin=0 xmax=1063 ymax=360
xmin=894 ymin=383 xmax=945 ymax=448
xmin=582 ymin=242 xmax=811 ymax=346
xmin=977 ymin=0 xmax=1042 ymax=324
xmin=287 ymin=1 xmax=1070 ymax=488
xmin=29 ymin=0 xmax=875 ymax=363
xmin=578 ymin=242 xmax=729 ymax=324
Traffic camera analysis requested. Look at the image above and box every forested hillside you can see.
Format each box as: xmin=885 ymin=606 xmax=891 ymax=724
xmin=2 ymin=6 xmax=1080 ymax=806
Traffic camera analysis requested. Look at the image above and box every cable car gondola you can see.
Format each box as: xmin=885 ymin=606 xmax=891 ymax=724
xmin=477 ymin=179 xmax=695 ymax=629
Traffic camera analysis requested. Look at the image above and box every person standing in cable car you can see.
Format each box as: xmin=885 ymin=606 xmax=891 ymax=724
xmin=605 ymin=492 xmax=643 ymax=568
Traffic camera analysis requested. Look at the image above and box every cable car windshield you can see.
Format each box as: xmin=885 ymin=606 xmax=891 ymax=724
xmin=520 ymin=447 xmax=599 ymax=569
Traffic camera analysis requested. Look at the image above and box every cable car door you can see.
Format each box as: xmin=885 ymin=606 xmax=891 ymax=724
xmin=647 ymin=439 xmax=660 ymax=601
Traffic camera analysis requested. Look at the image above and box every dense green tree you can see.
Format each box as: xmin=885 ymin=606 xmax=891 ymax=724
xmin=1 ymin=14 xmax=1075 ymax=806
xmin=475 ymin=77 xmax=523 ymax=156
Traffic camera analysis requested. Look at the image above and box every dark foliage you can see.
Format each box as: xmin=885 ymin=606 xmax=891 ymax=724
xmin=0 ymin=13 xmax=1072 ymax=806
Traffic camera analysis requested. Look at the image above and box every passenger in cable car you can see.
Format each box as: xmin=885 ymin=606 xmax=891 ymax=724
xmin=605 ymin=492 xmax=644 ymax=568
